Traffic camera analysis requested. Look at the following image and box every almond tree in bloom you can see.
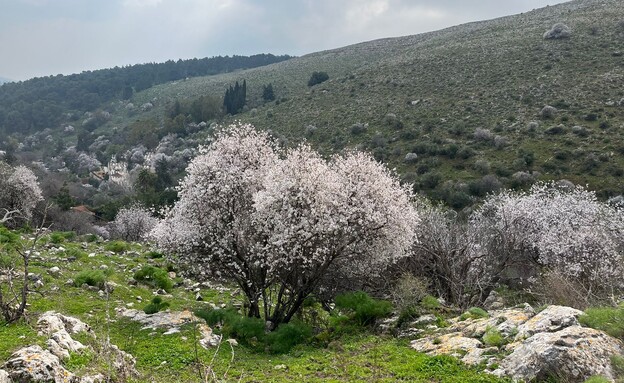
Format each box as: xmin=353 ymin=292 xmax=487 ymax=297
xmin=109 ymin=204 xmax=158 ymax=242
xmin=151 ymin=124 xmax=419 ymax=327
xmin=0 ymin=162 xmax=43 ymax=227
xmin=471 ymin=182 xmax=624 ymax=297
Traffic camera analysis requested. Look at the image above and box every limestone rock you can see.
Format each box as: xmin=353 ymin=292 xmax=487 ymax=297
xmin=51 ymin=330 xmax=87 ymax=354
xmin=117 ymin=308 xmax=198 ymax=330
xmin=0 ymin=369 xmax=10 ymax=383
xmin=411 ymin=332 xmax=483 ymax=363
xmin=494 ymin=326 xmax=623 ymax=383
xmin=449 ymin=304 xmax=534 ymax=338
xmin=37 ymin=312 xmax=92 ymax=336
xmin=48 ymin=266 xmax=61 ymax=277
xmin=80 ymin=374 xmax=105 ymax=383
xmin=198 ymin=323 xmax=222 ymax=349
xmin=4 ymin=345 xmax=78 ymax=383
xmin=483 ymin=290 xmax=504 ymax=310
xmin=515 ymin=305 xmax=582 ymax=340
xmin=46 ymin=338 xmax=70 ymax=360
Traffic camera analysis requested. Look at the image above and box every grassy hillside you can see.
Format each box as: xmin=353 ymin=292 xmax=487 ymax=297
xmin=106 ymin=0 xmax=624 ymax=207
xmin=0 ymin=230 xmax=505 ymax=382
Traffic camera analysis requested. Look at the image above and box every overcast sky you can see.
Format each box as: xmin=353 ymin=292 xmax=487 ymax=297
xmin=0 ymin=0 xmax=568 ymax=81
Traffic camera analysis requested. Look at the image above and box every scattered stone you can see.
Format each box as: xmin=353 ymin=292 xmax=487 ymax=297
xmin=411 ymin=314 xmax=437 ymax=327
xmin=226 ymin=338 xmax=238 ymax=346
xmin=195 ymin=292 xmax=203 ymax=301
xmin=81 ymin=374 xmax=105 ymax=383
xmin=168 ymin=271 xmax=176 ymax=279
xmin=65 ymin=279 xmax=74 ymax=286
xmin=48 ymin=266 xmax=61 ymax=277
xmin=104 ymin=281 xmax=118 ymax=293
xmin=198 ymin=324 xmax=221 ymax=349
xmin=494 ymin=326 xmax=623 ymax=383
xmin=274 ymin=364 xmax=288 ymax=371
xmin=4 ymin=345 xmax=78 ymax=383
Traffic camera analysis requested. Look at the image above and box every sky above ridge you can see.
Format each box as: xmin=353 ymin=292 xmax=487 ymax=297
xmin=0 ymin=0 xmax=568 ymax=81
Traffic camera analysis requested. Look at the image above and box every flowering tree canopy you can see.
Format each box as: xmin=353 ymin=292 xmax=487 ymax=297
xmin=109 ymin=204 xmax=158 ymax=242
xmin=0 ymin=162 xmax=43 ymax=227
xmin=471 ymin=183 xmax=624 ymax=291
xmin=151 ymin=124 xmax=419 ymax=326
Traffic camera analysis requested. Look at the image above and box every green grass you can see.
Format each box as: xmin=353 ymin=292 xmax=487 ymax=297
xmin=579 ymin=306 xmax=624 ymax=339
xmin=0 ymin=231 xmax=511 ymax=382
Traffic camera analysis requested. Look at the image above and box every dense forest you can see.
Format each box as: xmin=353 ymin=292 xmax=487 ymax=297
xmin=0 ymin=54 xmax=291 ymax=136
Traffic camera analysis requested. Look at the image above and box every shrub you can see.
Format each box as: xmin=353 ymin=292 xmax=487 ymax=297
xmin=104 ymin=240 xmax=130 ymax=253
xmin=482 ymin=327 xmax=505 ymax=347
xmin=307 ymin=71 xmax=329 ymax=87
xmin=133 ymin=265 xmax=173 ymax=292
xmin=350 ymin=122 xmax=367 ymax=135
xmin=145 ymin=251 xmax=164 ymax=259
xmin=544 ymin=23 xmax=571 ymax=39
xmin=266 ymin=321 xmax=313 ymax=354
xmin=74 ymin=270 xmax=107 ymax=289
xmin=391 ymin=273 xmax=428 ymax=313
xmin=540 ymin=105 xmax=558 ymax=119
xmin=63 ymin=247 xmax=87 ymax=261
xmin=109 ymin=204 xmax=157 ymax=242
xmin=579 ymin=306 xmax=624 ymax=340
xmin=143 ymin=296 xmax=169 ymax=314
xmin=460 ymin=307 xmax=489 ymax=321
xmin=49 ymin=231 xmax=75 ymax=244
xmin=196 ymin=308 xmax=265 ymax=348
xmin=334 ymin=291 xmax=392 ymax=326
xmin=420 ymin=295 xmax=441 ymax=310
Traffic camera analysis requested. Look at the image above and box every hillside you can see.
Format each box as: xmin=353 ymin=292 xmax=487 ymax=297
xmin=3 ymin=0 xmax=624 ymax=212
xmin=0 ymin=77 xmax=10 ymax=85
xmin=114 ymin=0 xmax=624 ymax=207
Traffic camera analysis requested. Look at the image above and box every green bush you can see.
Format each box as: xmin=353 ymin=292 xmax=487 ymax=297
xmin=482 ymin=327 xmax=505 ymax=347
xmin=334 ymin=291 xmax=392 ymax=326
xmin=196 ymin=308 xmax=265 ymax=348
xmin=0 ymin=226 xmax=19 ymax=247
xmin=579 ymin=306 xmax=624 ymax=340
xmin=307 ymin=71 xmax=329 ymax=87
xmin=74 ymin=270 xmax=107 ymax=288
xmin=133 ymin=265 xmax=173 ymax=292
xmin=143 ymin=296 xmax=170 ymax=314
xmin=583 ymin=377 xmax=610 ymax=383
xmin=420 ymin=295 xmax=441 ymax=310
xmin=105 ymin=240 xmax=130 ymax=253
xmin=63 ymin=247 xmax=87 ymax=260
xmin=49 ymin=231 xmax=75 ymax=244
xmin=145 ymin=251 xmax=164 ymax=259
xmin=266 ymin=321 xmax=312 ymax=354
xmin=460 ymin=307 xmax=489 ymax=321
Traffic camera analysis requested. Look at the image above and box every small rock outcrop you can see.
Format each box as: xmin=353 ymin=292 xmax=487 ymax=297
xmin=494 ymin=326 xmax=623 ymax=382
xmin=4 ymin=345 xmax=78 ymax=383
xmin=409 ymin=304 xmax=624 ymax=383
xmin=37 ymin=311 xmax=92 ymax=336
xmin=514 ymin=305 xmax=582 ymax=340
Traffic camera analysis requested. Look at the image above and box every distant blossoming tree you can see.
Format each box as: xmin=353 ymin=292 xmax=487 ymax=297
xmin=471 ymin=183 xmax=624 ymax=295
xmin=110 ymin=204 xmax=158 ymax=242
xmin=151 ymin=124 xmax=419 ymax=327
xmin=0 ymin=162 xmax=43 ymax=227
